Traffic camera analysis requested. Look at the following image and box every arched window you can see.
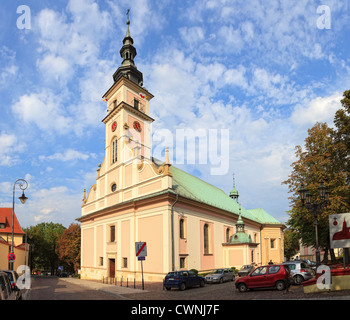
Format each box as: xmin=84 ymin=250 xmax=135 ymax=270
xmin=204 ymin=224 xmax=209 ymax=254
xmin=112 ymin=138 xmax=117 ymax=164
xmin=179 ymin=218 xmax=185 ymax=239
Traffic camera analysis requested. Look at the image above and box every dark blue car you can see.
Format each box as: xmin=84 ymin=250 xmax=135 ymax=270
xmin=163 ymin=270 xmax=205 ymax=291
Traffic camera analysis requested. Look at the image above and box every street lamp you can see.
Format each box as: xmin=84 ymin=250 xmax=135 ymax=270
xmin=10 ymin=179 xmax=28 ymax=271
xmin=298 ymin=181 xmax=329 ymax=268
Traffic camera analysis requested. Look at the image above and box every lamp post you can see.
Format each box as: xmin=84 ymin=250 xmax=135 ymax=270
xmin=298 ymin=181 xmax=329 ymax=268
xmin=10 ymin=179 xmax=28 ymax=271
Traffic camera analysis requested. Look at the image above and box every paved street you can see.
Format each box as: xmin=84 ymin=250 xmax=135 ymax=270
xmin=27 ymin=275 xmax=350 ymax=300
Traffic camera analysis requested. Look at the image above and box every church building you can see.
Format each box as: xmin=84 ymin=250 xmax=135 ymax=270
xmin=77 ymin=17 xmax=285 ymax=281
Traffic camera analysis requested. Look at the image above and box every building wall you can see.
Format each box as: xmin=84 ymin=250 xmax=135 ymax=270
xmin=80 ymin=201 xmax=171 ymax=281
xmin=0 ymin=240 xmax=28 ymax=271
xmin=261 ymin=225 xmax=284 ymax=265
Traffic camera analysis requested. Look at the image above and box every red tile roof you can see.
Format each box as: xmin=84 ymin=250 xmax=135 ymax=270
xmin=0 ymin=208 xmax=25 ymax=235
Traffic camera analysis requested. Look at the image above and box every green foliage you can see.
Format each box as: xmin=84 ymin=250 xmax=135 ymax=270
xmin=283 ymin=228 xmax=300 ymax=259
xmin=283 ymin=89 xmax=350 ymax=257
xmin=24 ymin=222 xmax=66 ymax=274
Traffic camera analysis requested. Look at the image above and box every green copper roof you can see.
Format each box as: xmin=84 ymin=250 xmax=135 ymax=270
xmin=170 ymin=165 xmax=282 ymax=226
xmin=230 ymin=232 xmax=252 ymax=244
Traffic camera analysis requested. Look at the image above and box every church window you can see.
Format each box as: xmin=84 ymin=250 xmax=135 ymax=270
xmin=110 ymin=225 xmax=116 ymax=243
xmin=134 ymin=99 xmax=139 ymax=109
xmin=111 ymin=183 xmax=117 ymax=192
xmin=270 ymin=239 xmax=275 ymax=249
xmin=112 ymin=139 xmax=118 ymax=163
xmin=226 ymin=228 xmax=231 ymax=242
xmin=180 ymin=257 xmax=186 ymax=269
xmin=204 ymin=224 xmax=209 ymax=254
xmin=123 ymin=257 xmax=128 ymax=268
xmin=179 ymin=219 xmax=185 ymax=239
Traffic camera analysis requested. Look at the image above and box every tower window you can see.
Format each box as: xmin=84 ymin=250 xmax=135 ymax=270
xmin=112 ymin=139 xmax=118 ymax=163
xmin=134 ymin=99 xmax=139 ymax=109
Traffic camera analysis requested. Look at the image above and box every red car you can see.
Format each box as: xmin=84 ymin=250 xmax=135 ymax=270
xmin=235 ymin=264 xmax=292 ymax=292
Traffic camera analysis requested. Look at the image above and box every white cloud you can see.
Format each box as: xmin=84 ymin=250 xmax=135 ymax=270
xmin=291 ymin=92 xmax=342 ymax=128
xmin=0 ymin=132 xmax=26 ymax=166
xmin=11 ymin=90 xmax=73 ymax=135
xmin=0 ymin=46 xmax=18 ymax=86
xmin=39 ymin=149 xmax=94 ymax=162
xmin=16 ymin=186 xmax=82 ymax=227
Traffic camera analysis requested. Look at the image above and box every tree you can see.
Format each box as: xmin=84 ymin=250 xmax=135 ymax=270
xmin=334 ymin=90 xmax=350 ymax=187
xmin=283 ymin=121 xmax=350 ymax=262
xmin=284 ymin=228 xmax=300 ymax=260
xmin=56 ymin=223 xmax=81 ymax=273
xmin=24 ymin=222 xmax=66 ymax=274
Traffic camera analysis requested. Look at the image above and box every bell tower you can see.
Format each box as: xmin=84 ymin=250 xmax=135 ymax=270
xmin=101 ymin=11 xmax=154 ymax=173
xmin=112 ymin=10 xmax=143 ymax=86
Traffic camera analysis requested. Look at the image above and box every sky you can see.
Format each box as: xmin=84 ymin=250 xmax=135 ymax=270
xmin=0 ymin=0 xmax=349 ymax=229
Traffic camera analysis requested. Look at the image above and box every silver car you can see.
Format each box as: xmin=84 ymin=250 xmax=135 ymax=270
xmin=282 ymin=261 xmax=313 ymax=285
xmin=205 ymin=268 xmax=235 ymax=284
xmin=0 ymin=272 xmax=17 ymax=300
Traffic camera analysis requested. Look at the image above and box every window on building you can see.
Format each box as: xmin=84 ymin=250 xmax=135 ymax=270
xmin=226 ymin=228 xmax=230 ymax=243
xmin=180 ymin=257 xmax=186 ymax=269
xmin=0 ymin=223 xmax=5 ymax=229
xmin=270 ymin=238 xmax=275 ymax=249
xmin=99 ymin=257 xmax=103 ymax=266
xmin=111 ymin=183 xmax=117 ymax=192
xmin=204 ymin=223 xmax=209 ymax=254
xmin=123 ymin=257 xmax=128 ymax=268
xmin=112 ymin=139 xmax=118 ymax=163
xmin=110 ymin=225 xmax=115 ymax=243
xmin=134 ymin=99 xmax=139 ymax=109
xmin=179 ymin=218 xmax=185 ymax=239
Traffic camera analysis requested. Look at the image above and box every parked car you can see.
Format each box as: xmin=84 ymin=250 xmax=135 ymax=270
xmin=0 ymin=271 xmax=17 ymax=300
xmin=235 ymin=264 xmax=292 ymax=292
xmin=163 ymin=270 xmax=205 ymax=291
xmin=238 ymin=264 xmax=255 ymax=277
xmin=2 ymin=270 xmax=22 ymax=300
xmin=205 ymin=268 xmax=235 ymax=283
xmin=282 ymin=261 xmax=313 ymax=285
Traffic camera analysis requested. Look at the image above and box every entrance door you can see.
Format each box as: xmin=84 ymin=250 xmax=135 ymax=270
xmin=109 ymin=259 xmax=115 ymax=278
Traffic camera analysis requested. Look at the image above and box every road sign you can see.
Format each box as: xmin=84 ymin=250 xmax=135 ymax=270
xmin=138 ymin=256 xmax=145 ymax=261
xmin=8 ymin=252 xmax=16 ymax=261
xmin=135 ymin=242 xmax=147 ymax=257
xmin=329 ymin=213 xmax=350 ymax=248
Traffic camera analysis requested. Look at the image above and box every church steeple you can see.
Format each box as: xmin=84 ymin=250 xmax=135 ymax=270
xmin=113 ymin=9 xmax=143 ymax=86
xmin=229 ymin=174 xmax=239 ymax=202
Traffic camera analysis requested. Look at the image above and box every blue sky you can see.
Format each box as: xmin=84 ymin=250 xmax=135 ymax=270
xmin=0 ymin=0 xmax=349 ymax=228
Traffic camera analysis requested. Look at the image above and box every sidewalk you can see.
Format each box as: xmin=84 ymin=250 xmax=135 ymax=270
xmin=58 ymin=277 xmax=149 ymax=300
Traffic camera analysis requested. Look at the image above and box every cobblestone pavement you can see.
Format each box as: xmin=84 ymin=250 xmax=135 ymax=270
xmin=67 ymin=277 xmax=350 ymax=300
xmin=28 ymin=276 xmax=350 ymax=300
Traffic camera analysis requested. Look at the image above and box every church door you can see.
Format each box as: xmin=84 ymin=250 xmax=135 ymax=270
xmin=109 ymin=259 xmax=115 ymax=278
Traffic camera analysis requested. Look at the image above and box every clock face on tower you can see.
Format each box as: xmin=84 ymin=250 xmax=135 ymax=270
xmin=111 ymin=121 xmax=117 ymax=132
xmin=133 ymin=121 xmax=142 ymax=132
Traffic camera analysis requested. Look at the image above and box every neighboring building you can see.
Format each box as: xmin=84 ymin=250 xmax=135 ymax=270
xmin=0 ymin=208 xmax=28 ymax=270
xmin=78 ymin=18 xmax=285 ymax=281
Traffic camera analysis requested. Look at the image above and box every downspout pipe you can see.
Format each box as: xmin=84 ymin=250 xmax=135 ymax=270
xmin=171 ymin=192 xmax=179 ymax=271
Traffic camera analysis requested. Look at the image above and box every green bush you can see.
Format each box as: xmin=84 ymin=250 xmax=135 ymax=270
xmin=190 ymin=269 xmax=198 ymax=275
